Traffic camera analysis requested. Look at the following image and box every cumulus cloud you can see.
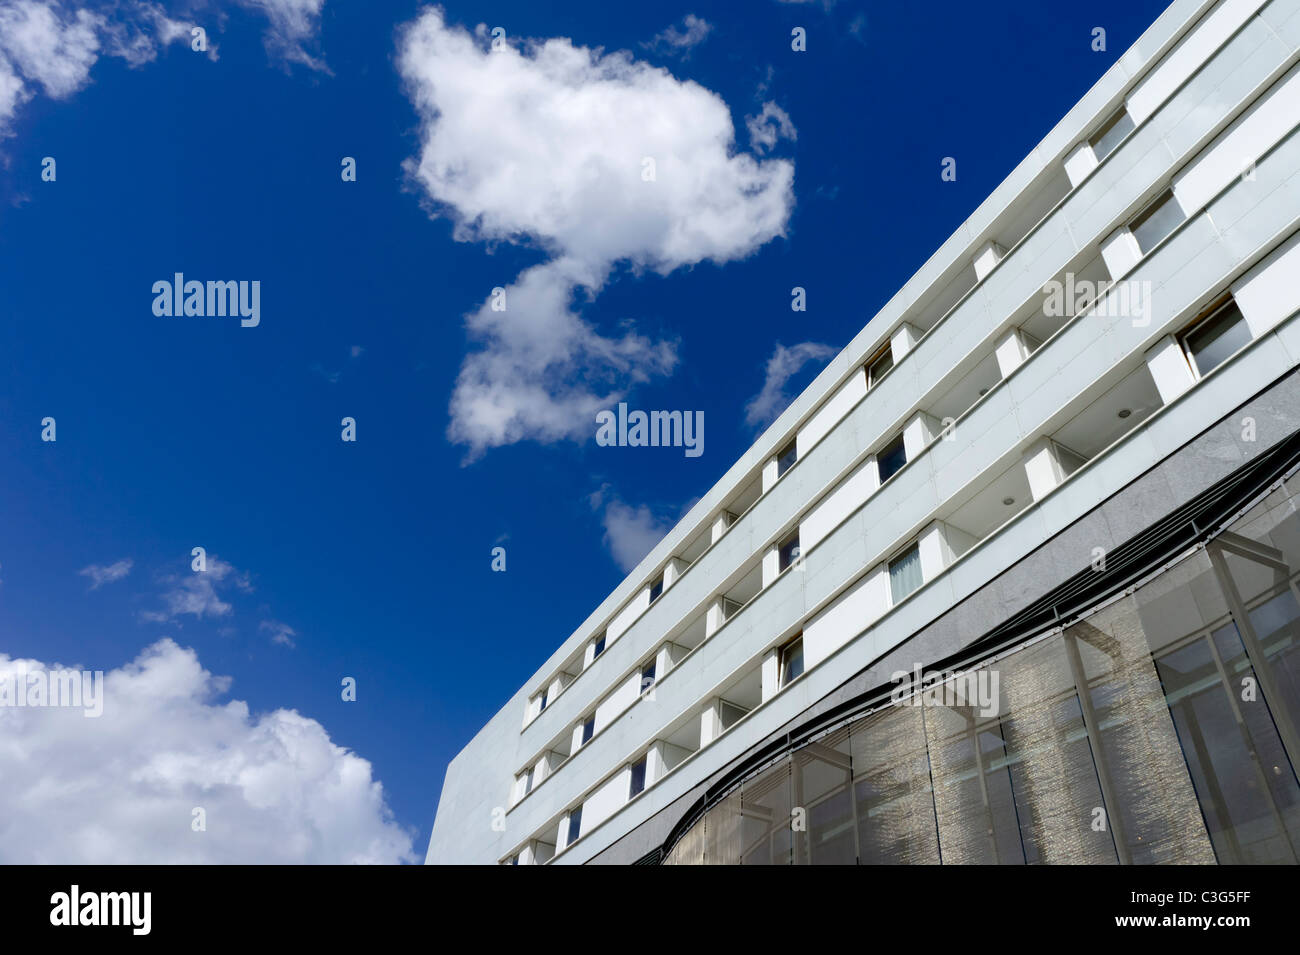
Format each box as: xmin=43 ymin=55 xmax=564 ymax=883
xmin=645 ymin=13 xmax=711 ymax=56
xmin=744 ymin=341 xmax=835 ymax=428
xmin=746 ymin=100 xmax=796 ymax=154
xmin=79 ymin=557 xmax=133 ymax=589
xmin=141 ymin=556 xmax=251 ymax=624
xmin=398 ymin=7 xmax=794 ymax=459
xmin=0 ymin=639 xmax=414 ymax=863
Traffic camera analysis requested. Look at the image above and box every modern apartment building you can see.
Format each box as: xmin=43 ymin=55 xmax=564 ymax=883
xmin=427 ymin=0 xmax=1300 ymax=865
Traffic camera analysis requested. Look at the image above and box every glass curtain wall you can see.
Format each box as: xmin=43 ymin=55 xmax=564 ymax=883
xmin=664 ymin=473 xmax=1300 ymax=864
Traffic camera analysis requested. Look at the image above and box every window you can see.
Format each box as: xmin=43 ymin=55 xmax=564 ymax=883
xmin=867 ymin=343 xmax=894 ymax=388
xmin=523 ymin=767 xmax=534 ymax=795
xmin=889 ymin=543 xmax=923 ymax=605
xmin=580 ymin=715 xmax=595 ymax=746
xmin=539 ymin=689 xmax=548 ymax=712
xmin=877 ymin=432 xmax=908 ymax=484
xmin=778 ymin=531 xmax=801 ymax=573
xmin=641 ymin=660 xmax=657 ymax=694
xmin=776 ymin=439 xmax=798 ymax=478
xmin=508 ymin=854 xmax=519 ymax=865
xmin=629 ymin=757 xmax=647 ymax=798
xmin=1088 ymin=106 xmax=1135 ymax=162
xmin=567 ymin=807 xmax=582 ymax=846
xmin=1130 ymin=189 xmax=1185 ymax=255
xmin=1181 ymin=298 xmax=1251 ymax=378
xmin=592 ymin=633 xmax=606 ymax=660
xmin=649 ymin=573 xmax=664 ymax=603
xmin=779 ymin=634 xmax=805 ymax=686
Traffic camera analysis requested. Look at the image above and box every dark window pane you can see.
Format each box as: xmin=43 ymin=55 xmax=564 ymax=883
xmin=592 ymin=635 xmax=605 ymax=658
xmin=781 ymin=638 xmax=804 ymax=685
xmin=877 ymin=433 xmax=908 ymax=484
xmin=779 ymin=533 xmax=801 ymax=572
xmin=567 ymin=807 xmax=582 ymax=845
xmin=581 ymin=716 xmax=594 ymax=744
xmin=641 ymin=661 xmax=657 ymax=693
xmin=630 ymin=759 xmax=647 ymax=797
xmin=777 ymin=441 xmax=798 ymax=477
xmin=649 ymin=575 xmax=664 ymax=602
xmin=1184 ymin=301 xmax=1250 ymax=377
xmin=868 ymin=347 xmax=894 ymax=387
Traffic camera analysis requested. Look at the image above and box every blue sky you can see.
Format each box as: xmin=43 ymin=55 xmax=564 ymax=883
xmin=0 ymin=0 xmax=1168 ymax=862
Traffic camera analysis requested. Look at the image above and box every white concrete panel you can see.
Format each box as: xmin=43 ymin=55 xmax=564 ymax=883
xmin=891 ymin=322 xmax=922 ymax=361
xmin=804 ymin=565 xmax=889 ymax=669
xmin=1174 ymin=63 xmax=1300 ymax=215
xmin=973 ymin=239 xmax=1007 ymax=281
xmin=801 ymin=454 xmax=880 ymax=551
xmin=1127 ymin=0 xmax=1269 ymax=123
xmin=995 ymin=327 xmax=1033 ymax=378
xmin=594 ymin=672 xmax=641 ymax=730
xmin=1023 ymin=438 xmax=1070 ymax=501
xmin=798 ymin=367 xmax=866 ymax=456
xmin=1232 ymin=228 xmax=1300 ymax=336
xmin=760 ymin=649 xmax=780 ymax=702
xmin=1101 ymin=227 xmax=1142 ymax=278
xmin=903 ymin=411 xmax=940 ymax=460
xmin=1064 ymin=140 xmax=1100 ymax=187
xmin=583 ymin=767 xmax=631 ymax=831
xmin=761 ymin=546 xmax=780 ymax=588
xmin=606 ymin=589 xmax=649 ymax=643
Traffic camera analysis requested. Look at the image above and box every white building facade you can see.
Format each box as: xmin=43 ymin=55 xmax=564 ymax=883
xmin=429 ymin=0 xmax=1300 ymax=865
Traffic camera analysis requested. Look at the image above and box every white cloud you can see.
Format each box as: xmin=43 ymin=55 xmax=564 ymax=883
xmin=0 ymin=0 xmax=329 ymax=134
xmin=398 ymin=7 xmax=794 ymax=459
xmin=745 ymin=341 xmax=835 ymax=427
xmin=598 ymin=497 xmax=674 ymax=572
xmin=0 ymin=639 xmax=414 ymax=863
xmin=645 ymin=13 xmax=711 ymax=56
xmin=0 ymin=2 xmax=100 ymax=97
xmin=236 ymin=0 xmax=326 ymax=70
xmin=259 ymin=619 xmax=296 ymax=647
xmin=141 ymin=556 xmax=251 ymax=624
xmin=0 ymin=0 xmax=193 ymax=133
xmin=746 ymin=100 xmax=796 ymax=154
xmin=79 ymin=557 xmax=133 ymax=589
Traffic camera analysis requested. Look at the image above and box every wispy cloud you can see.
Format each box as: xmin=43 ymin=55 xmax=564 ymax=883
xmin=312 ymin=343 xmax=365 ymax=384
xmin=745 ymin=341 xmax=835 ymax=428
xmin=746 ymin=101 xmax=797 ymax=154
xmin=644 ymin=13 xmax=712 ymax=57
xmin=259 ymin=619 xmax=297 ymax=647
xmin=236 ymin=0 xmax=328 ymax=71
xmin=79 ymin=557 xmax=133 ymax=590
xmin=0 ymin=0 xmax=330 ymax=136
xmin=141 ymin=556 xmax=251 ymax=624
